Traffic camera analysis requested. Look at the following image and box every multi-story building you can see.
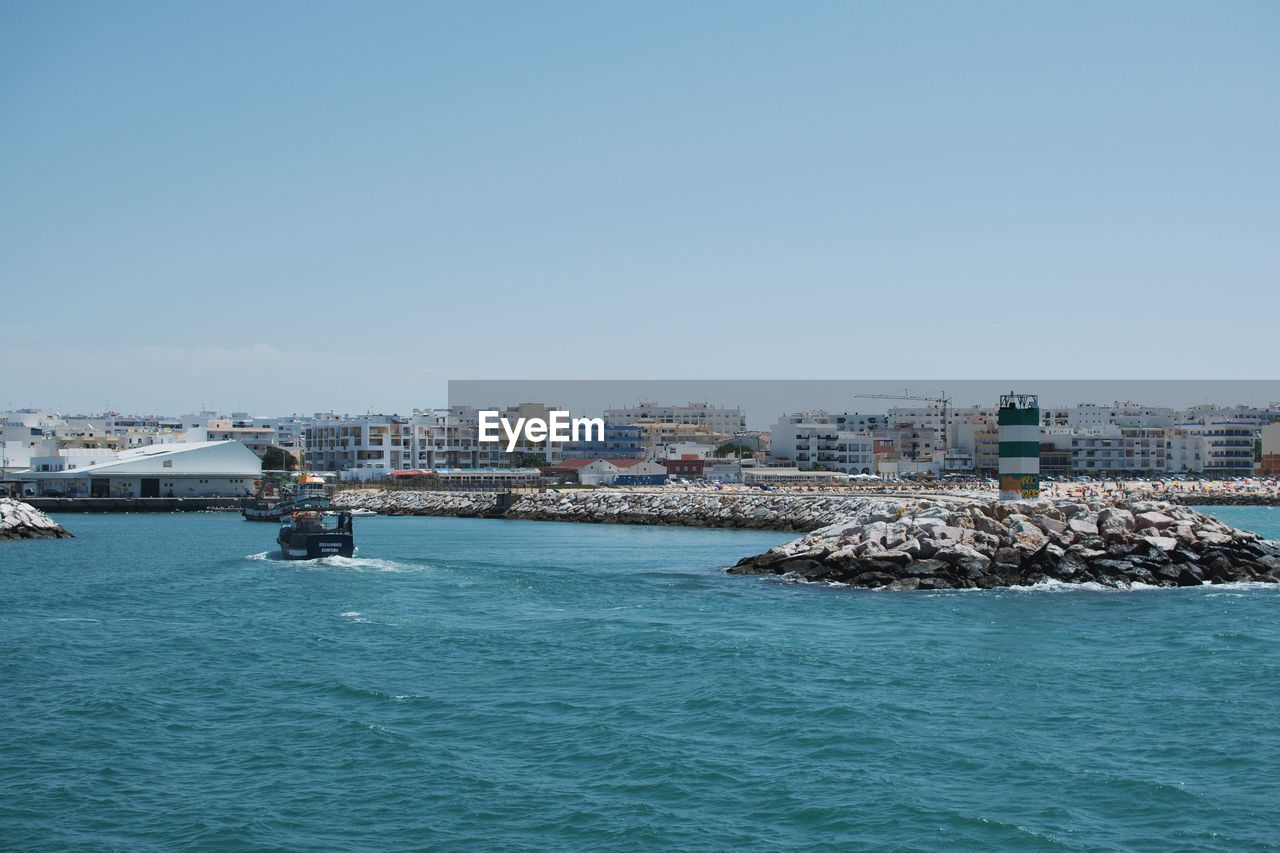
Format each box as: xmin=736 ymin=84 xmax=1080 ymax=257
xmin=1041 ymin=402 xmax=1176 ymax=431
xmin=770 ymin=412 xmax=885 ymax=464
xmin=606 ymin=402 xmax=746 ymax=434
xmin=205 ymin=419 xmax=278 ymax=458
xmin=1179 ymin=418 xmax=1256 ymax=478
xmin=403 ymin=405 xmax=567 ymax=470
xmin=1260 ymin=424 xmax=1280 ymax=475
xmin=561 ymin=424 xmax=644 ymax=460
xmin=305 ymin=415 xmax=409 ymax=476
xmin=605 ymin=402 xmax=745 ymax=452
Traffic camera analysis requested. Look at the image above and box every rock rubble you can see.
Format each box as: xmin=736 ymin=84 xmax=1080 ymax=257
xmin=333 ymin=488 xmax=894 ymax=530
xmin=334 ymin=490 xmax=500 ymax=517
xmin=729 ymin=497 xmax=1280 ymax=589
xmin=0 ymin=498 xmax=73 ymax=540
xmin=332 ymin=488 xmax=1279 ymax=589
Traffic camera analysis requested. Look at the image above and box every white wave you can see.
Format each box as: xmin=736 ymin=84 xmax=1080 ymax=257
xmin=1008 ymin=579 xmax=1161 ymax=593
xmin=244 ymin=551 xmax=273 ymax=561
xmin=1202 ymin=581 xmax=1280 ymax=595
xmin=311 ymin=555 xmax=421 ymax=573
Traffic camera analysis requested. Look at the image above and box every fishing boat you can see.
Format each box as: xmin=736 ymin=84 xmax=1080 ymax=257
xmin=277 ymin=507 xmax=355 ymax=560
xmin=290 ymin=475 xmax=330 ymax=510
xmin=241 ymin=479 xmax=289 ymax=522
xmin=241 ymin=474 xmax=330 ymax=521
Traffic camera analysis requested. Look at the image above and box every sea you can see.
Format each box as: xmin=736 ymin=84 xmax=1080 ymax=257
xmin=2 ymin=506 xmax=1279 ymax=849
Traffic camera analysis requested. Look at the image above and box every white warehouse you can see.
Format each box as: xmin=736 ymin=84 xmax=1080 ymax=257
xmin=19 ymin=440 xmax=263 ymax=498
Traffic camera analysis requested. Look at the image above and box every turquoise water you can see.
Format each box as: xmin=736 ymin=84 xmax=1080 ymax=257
xmin=2 ymin=507 xmax=1280 ymax=849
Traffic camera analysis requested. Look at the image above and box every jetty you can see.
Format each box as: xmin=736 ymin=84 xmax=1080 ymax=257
xmin=0 ymin=498 xmax=73 ymax=540
xmin=729 ymin=497 xmax=1280 ymax=589
xmin=334 ymin=486 xmax=1279 ymax=589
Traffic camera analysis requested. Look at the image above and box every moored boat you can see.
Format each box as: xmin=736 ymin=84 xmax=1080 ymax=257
xmin=243 ymin=474 xmax=331 ymax=521
xmin=241 ymin=479 xmax=289 ymax=522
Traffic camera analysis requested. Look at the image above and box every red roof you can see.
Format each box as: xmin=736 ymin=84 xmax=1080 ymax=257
xmin=547 ymin=458 xmax=600 ymax=470
xmin=611 ymin=459 xmax=648 ymax=468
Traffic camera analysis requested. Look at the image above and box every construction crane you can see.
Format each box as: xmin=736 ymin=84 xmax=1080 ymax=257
xmin=852 ymin=389 xmax=952 ymax=456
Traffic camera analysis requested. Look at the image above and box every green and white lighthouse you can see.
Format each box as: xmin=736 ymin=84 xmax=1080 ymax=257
xmin=998 ymin=392 xmax=1040 ymax=500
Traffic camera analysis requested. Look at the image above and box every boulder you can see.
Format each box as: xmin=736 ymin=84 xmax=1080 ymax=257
xmin=1068 ymin=517 xmax=1099 ymax=536
xmin=1097 ymin=508 xmax=1136 ymax=541
xmin=1134 ymin=511 xmax=1175 ymax=532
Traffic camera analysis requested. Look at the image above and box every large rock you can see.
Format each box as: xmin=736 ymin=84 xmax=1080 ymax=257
xmin=0 ymin=499 xmax=72 ymax=540
xmin=1134 ymin=511 xmax=1175 ymax=532
xmin=728 ymin=496 xmax=1279 ymax=590
xmin=1097 ymin=507 xmax=1136 ymax=539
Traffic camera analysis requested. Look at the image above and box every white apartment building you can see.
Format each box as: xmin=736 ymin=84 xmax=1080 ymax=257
xmin=605 ymin=402 xmax=746 ymax=438
xmin=1178 ymin=418 xmax=1256 ymax=477
xmin=205 ymin=419 xmax=278 ymax=458
xmin=770 ymin=412 xmax=877 ymax=474
xmin=1041 ymin=402 xmax=1176 ymax=431
xmin=305 ymin=415 xmax=410 ymax=475
xmin=770 ymin=412 xmax=885 ymax=462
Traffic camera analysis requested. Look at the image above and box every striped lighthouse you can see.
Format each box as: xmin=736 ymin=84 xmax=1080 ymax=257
xmin=998 ymin=392 xmax=1040 ymax=501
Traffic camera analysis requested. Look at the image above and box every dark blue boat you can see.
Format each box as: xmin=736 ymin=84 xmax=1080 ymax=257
xmin=277 ymin=508 xmax=355 ymax=560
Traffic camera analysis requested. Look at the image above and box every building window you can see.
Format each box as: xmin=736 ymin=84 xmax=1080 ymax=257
xmin=163 ymin=460 xmax=173 ymax=468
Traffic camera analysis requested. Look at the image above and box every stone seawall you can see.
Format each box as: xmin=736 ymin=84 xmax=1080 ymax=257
xmin=334 ymin=489 xmax=501 ymax=518
xmin=1 ymin=498 xmax=73 ymax=540
xmin=332 ymin=488 xmax=918 ymax=530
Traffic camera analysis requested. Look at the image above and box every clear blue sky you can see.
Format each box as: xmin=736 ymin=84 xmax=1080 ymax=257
xmin=2 ymin=1 xmax=1277 ymax=415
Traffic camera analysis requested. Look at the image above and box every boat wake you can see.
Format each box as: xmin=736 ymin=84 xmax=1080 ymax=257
xmin=245 ymin=551 xmax=421 ymax=572
xmin=311 ymin=555 xmax=421 ymax=572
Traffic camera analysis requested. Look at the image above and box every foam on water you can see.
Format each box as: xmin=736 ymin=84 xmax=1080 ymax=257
xmin=309 ymin=555 xmax=422 ymax=573
xmin=243 ymin=550 xmax=420 ymax=572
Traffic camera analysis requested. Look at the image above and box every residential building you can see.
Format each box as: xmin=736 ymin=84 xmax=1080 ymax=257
xmin=1260 ymin=424 xmax=1280 ymax=475
xmin=770 ymin=412 xmax=883 ymax=473
xmin=1179 ymin=418 xmax=1256 ymax=478
xmin=305 ymin=415 xmax=409 ymax=475
xmin=561 ymin=423 xmax=645 ymax=460
xmin=205 ymin=420 xmax=278 ymax=458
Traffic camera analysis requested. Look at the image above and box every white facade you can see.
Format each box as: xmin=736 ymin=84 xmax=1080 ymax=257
xmin=19 ymin=440 xmax=262 ymax=497
xmin=1179 ymin=418 xmax=1256 ymax=477
xmin=1040 ymin=403 xmax=1176 ymax=430
xmin=703 ymin=459 xmax=744 ymax=483
xmin=605 ymin=402 xmax=746 ymax=435
xmin=770 ymin=412 xmax=884 ymax=473
xmin=306 ymin=415 xmax=410 ymax=475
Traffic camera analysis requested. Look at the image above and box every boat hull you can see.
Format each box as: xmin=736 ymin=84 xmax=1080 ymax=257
xmin=277 ymin=532 xmax=355 ymax=560
xmin=242 ymin=504 xmax=287 ymax=522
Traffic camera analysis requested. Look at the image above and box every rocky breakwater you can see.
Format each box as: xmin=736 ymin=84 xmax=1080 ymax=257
xmin=333 ymin=487 xmax=908 ymax=530
xmin=333 ymin=489 xmax=500 ymax=517
xmin=504 ymin=491 xmax=889 ymax=531
xmin=0 ymin=498 xmax=73 ymax=540
xmin=729 ymin=497 xmax=1280 ymax=590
